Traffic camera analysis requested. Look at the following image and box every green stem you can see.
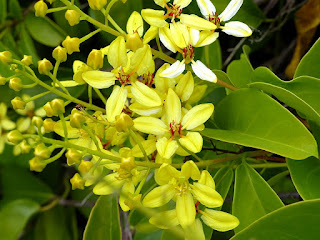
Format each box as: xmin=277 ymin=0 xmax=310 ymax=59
xmin=44 ymin=148 xmax=66 ymax=164
xmin=104 ymin=0 xmax=118 ymax=25
xmin=82 ymin=125 xmax=101 ymax=151
xmin=216 ymin=79 xmax=238 ymax=91
xmin=129 ymin=129 xmax=149 ymax=162
xmin=151 ymin=48 xmax=176 ymax=64
xmin=177 ymin=140 xmax=203 ymax=162
xmin=25 ymin=91 xmax=50 ymax=102
xmin=88 ymin=86 xmax=93 ymax=105
xmin=107 ymin=15 xmax=126 ymax=35
xmin=23 ymin=82 xmax=38 ymax=88
xmin=135 ymin=168 xmax=151 ymax=195
xmin=94 ymin=88 xmax=107 ymax=104
xmin=80 ymin=28 xmax=101 ymax=43
xmin=46 ymin=6 xmax=68 ymax=13
xmin=59 ymin=113 xmax=68 ymax=140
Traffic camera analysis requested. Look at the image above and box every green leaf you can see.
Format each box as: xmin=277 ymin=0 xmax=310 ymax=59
xmin=231 ymin=199 xmax=320 ymax=240
xmin=232 ymin=162 xmax=284 ymax=233
xmin=227 ymin=46 xmax=253 ymax=88
xmin=83 ymin=195 xmax=121 ymax=240
xmin=1 ymin=166 xmax=54 ymax=204
xmin=161 ymin=228 xmax=184 ymax=240
xmin=199 ymin=40 xmax=222 ymax=70
xmin=287 ymin=157 xmax=320 ymax=200
xmin=202 ymin=88 xmax=318 ymax=160
xmin=25 ymin=13 xmax=65 ymax=47
xmin=34 ymin=206 xmax=78 ymax=240
xmin=0 ymin=0 xmax=6 ymax=24
xmin=0 ymin=199 xmax=40 ymax=240
xmin=9 ymin=0 xmax=22 ymax=20
xmin=18 ymin=23 xmax=40 ymax=63
xmin=134 ymin=230 xmax=162 ymax=240
xmin=295 ymin=38 xmax=320 ymax=78
xmin=250 ymin=67 xmax=320 ymax=126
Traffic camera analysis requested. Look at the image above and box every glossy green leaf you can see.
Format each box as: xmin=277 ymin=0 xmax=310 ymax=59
xmin=9 ymin=0 xmax=22 ymax=20
xmin=199 ymin=40 xmax=222 ymax=70
xmin=202 ymin=88 xmax=318 ymax=160
xmin=287 ymin=157 xmax=320 ymax=200
xmin=231 ymin=199 xmax=320 ymax=240
xmin=227 ymin=46 xmax=253 ymax=88
xmin=134 ymin=230 xmax=162 ymax=240
xmin=25 ymin=13 xmax=65 ymax=47
xmin=83 ymin=195 xmax=121 ymax=240
xmin=1 ymin=166 xmax=54 ymax=204
xmin=295 ymin=38 xmax=320 ymax=78
xmin=18 ymin=23 xmax=40 ymax=63
xmin=250 ymin=67 xmax=320 ymax=126
xmin=0 ymin=0 xmax=6 ymax=24
xmin=0 ymin=199 xmax=40 ymax=240
xmin=232 ymin=162 xmax=284 ymax=233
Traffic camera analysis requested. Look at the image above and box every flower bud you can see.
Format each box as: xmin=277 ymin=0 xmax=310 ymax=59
xmin=0 ymin=51 xmax=12 ymax=64
xmin=9 ymin=77 xmax=23 ymax=91
xmin=87 ymin=0 xmax=107 ymax=10
xmin=62 ymin=36 xmax=81 ymax=54
xmin=65 ymin=10 xmax=80 ymax=26
xmin=70 ymin=109 xmax=86 ymax=128
xmin=32 ymin=116 xmax=43 ymax=128
xmin=51 ymin=98 xmax=65 ymax=115
xmin=21 ymin=55 xmax=33 ymax=66
xmin=120 ymin=156 xmax=136 ymax=172
xmin=0 ymin=75 xmax=6 ymax=85
xmin=87 ymin=49 xmax=103 ymax=70
xmin=66 ymin=148 xmax=82 ymax=166
xmin=20 ymin=140 xmax=32 ymax=154
xmin=38 ymin=58 xmax=53 ymax=75
xmin=70 ymin=173 xmax=85 ymax=190
xmin=43 ymin=118 xmax=56 ymax=133
xmin=7 ymin=130 xmax=24 ymax=144
xmin=11 ymin=97 xmax=26 ymax=110
xmin=52 ymin=46 xmax=67 ymax=62
xmin=115 ymin=113 xmax=133 ymax=132
xmin=34 ymin=0 xmax=48 ymax=17
xmin=34 ymin=143 xmax=51 ymax=160
xmin=78 ymin=160 xmax=93 ymax=174
xmin=126 ymin=33 xmax=143 ymax=52
xmin=29 ymin=157 xmax=47 ymax=172
xmin=43 ymin=102 xmax=55 ymax=117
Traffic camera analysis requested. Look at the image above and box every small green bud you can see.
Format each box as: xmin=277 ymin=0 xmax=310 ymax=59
xmin=21 ymin=55 xmax=33 ymax=66
xmin=65 ymin=10 xmax=81 ymax=26
xmin=87 ymin=49 xmax=104 ymax=70
xmin=70 ymin=109 xmax=86 ymax=128
xmin=62 ymin=36 xmax=81 ymax=54
xmin=88 ymin=0 xmax=107 ymax=10
xmin=29 ymin=157 xmax=47 ymax=172
xmin=115 ymin=113 xmax=134 ymax=132
xmin=52 ymin=46 xmax=67 ymax=62
xmin=0 ymin=51 xmax=12 ymax=64
xmin=78 ymin=160 xmax=93 ymax=174
xmin=51 ymin=99 xmax=65 ymax=115
xmin=32 ymin=116 xmax=43 ymax=128
xmin=0 ymin=75 xmax=6 ymax=85
xmin=34 ymin=0 xmax=48 ymax=17
xmin=126 ymin=33 xmax=143 ymax=52
xmin=11 ymin=97 xmax=26 ymax=110
xmin=7 ymin=130 xmax=24 ymax=144
xmin=43 ymin=118 xmax=56 ymax=133
xmin=20 ymin=141 xmax=32 ymax=154
xmin=66 ymin=148 xmax=82 ymax=166
xmin=34 ymin=143 xmax=51 ymax=160
xmin=43 ymin=102 xmax=55 ymax=117
xmin=38 ymin=58 xmax=53 ymax=75
xmin=9 ymin=77 xmax=23 ymax=92
xmin=70 ymin=173 xmax=85 ymax=190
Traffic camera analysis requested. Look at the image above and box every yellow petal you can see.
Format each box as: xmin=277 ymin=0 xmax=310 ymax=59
xmin=127 ymin=11 xmax=144 ymax=36
xmin=129 ymin=44 xmax=155 ymax=75
xmin=129 ymin=103 xmax=162 ymax=116
xmin=154 ymin=0 xmax=170 ymax=8
xmin=179 ymin=14 xmax=217 ymax=31
xmin=176 ymin=192 xmax=196 ymax=228
xmin=175 ymin=71 xmax=194 ymax=102
xmin=149 ymin=209 xmax=179 ymax=229
xmin=119 ymin=181 xmax=135 ymax=211
xmin=184 ymin=219 xmax=205 ymax=240
xmin=154 ymin=63 xmax=177 ymax=93
xmin=155 ymin=163 xmax=180 ymax=185
xmin=131 ymin=81 xmax=162 ymax=107
xmin=186 ymin=85 xmax=208 ymax=106
xmin=174 ymin=0 xmax=192 ymax=8
xmin=93 ymin=173 xmax=124 ymax=195
xmin=191 ymin=182 xmax=223 ymax=208
xmin=201 ymin=209 xmax=240 ymax=232
xmin=221 ymin=21 xmax=252 ymax=37
xmin=108 ymin=36 xmax=128 ymax=69
xmin=181 ymin=160 xmax=200 ymax=180
xmin=182 ymin=103 xmax=214 ymax=130
xmin=141 ymin=9 xmax=167 ymax=28
xmin=106 ymin=85 xmax=128 ymax=123
xmin=133 ymin=117 xmax=168 ymax=135
xmin=156 ymin=137 xmax=179 ymax=159
xmin=170 ymin=22 xmax=189 ymax=49
xmin=165 ymin=88 xmax=181 ymax=126
xmin=143 ymin=26 xmax=158 ymax=44
xmin=82 ymin=70 xmax=116 ymax=89
xmin=132 ymin=139 xmax=157 ymax=158
xmin=199 ymin=170 xmax=215 ymax=189
xmin=142 ymin=184 xmax=175 ymax=208
xmin=159 ymin=25 xmax=179 ymax=53
xmin=179 ymin=132 xmax=203 ymax=153
xmin=195 ymin=31 xmax=219 ymax=47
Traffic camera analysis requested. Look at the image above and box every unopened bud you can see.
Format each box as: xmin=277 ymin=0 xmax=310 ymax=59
xmin=115 ymin=113 xmax=133 ymax=132
xmin=11 ymin=97 xmax=26 ymax=110
xmin=29 ymin=157 xmax=47 ymax=172
xmin=0 ymin=75 xmax=6 ymax=85
xmin=52 ymin=46 xmax=67 ymax=62
xmin=87 ymin=49 xmax=103 ymax=70
xmin=78 ymin=160 xmax=93 ymax=174
xmin=20 ymin=140 xmax=32 ymax=154
xmin=62 ymin=36 xmax=81 ymax=54
xmin=32 ymin=116 xmax=43 ymax=128
xmin=21 ymin=55 xmax=33 ymax=66
xmin=88 ymin=0 xmax=107 ymax=10
xmin=43 ymin=102 xmax=55 ymax=117
xmin=120 ymin=156 xmax=135 ymax=172
xmin=70 ymin=173 xmax=85 ymax=190
xmin=34 ymin=0 xmax=48 ymax=17
xmin=34 ymin=143 xmax=51 ymax=160
xmin=126 ymin=33 xmax=143 ymax=52
xmin=43 ymin=118 xmax=56 ymax=132
xmin=70 ymin=109 xmax=86 ymax=128
xmin=7 ymin=130 xmax=24 ymax=144
xmin=66 ymin=148 xmax=82 ymax=166
xmin=65 ymin=10 xmax=80 ymax=26
xmin=38 ymin=58 xmax=53 ymax=75
xmin=51 ymin=99 xmax=65 ymax=115
xmin=0 ymin=51 xmax=12 ymax=64
xmin=9 ymin=77 xmax=22 ymax=92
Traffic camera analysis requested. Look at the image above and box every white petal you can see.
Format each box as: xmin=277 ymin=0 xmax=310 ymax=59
xmin=196 ymin=0 xmax=216 ymax=19
xmin=189 ymin=28 xmax=200 ymax=46
xmin=159 ymin=25 xmax=178 ymax=53
xmin=220 ymin=0 xmax=243 ymax=22
xmin=195 ymin=31 xmax=219 ymax=47
xmin=221 ymin=21 xmax=252 ymax=37
xmin=191 ymin=60 xmax=217 ymax=82
xmin=160 ymin=60 xmax=185 ymax=78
